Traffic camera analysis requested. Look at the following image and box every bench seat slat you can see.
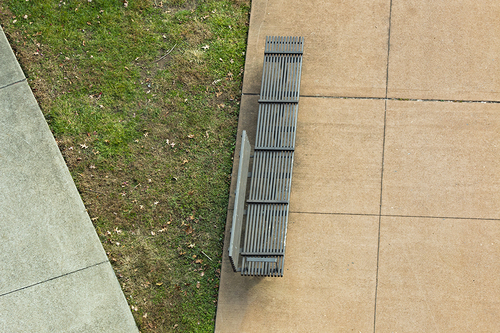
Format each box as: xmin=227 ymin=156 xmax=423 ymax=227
xmin=242 ymin=204 xmax=288 ymax=258
xmin=248 ymin=151 xmax=294 ymax=202
xmin=255 ymin=103 xmax=298 ymax=150
xmin=264 ymin=36 xmax=304 ymax=54
xmin=260 ymin=54 xmax=303 ymax=103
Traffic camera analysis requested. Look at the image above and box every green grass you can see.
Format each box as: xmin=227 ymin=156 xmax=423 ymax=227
xmin=0 ymin=0 xmax=250 ymax=331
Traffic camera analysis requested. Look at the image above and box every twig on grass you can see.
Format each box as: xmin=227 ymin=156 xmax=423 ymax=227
xmin=155 ymin=44 xmax=177 ymax=62
xmin=85 ymin=188 xmax=105 ymax=195
xmin=201 ymin=251 xmax=212 ymax=261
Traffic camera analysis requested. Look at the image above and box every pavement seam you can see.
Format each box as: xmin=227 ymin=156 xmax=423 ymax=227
xmin=289 ymin=211 xmax=379 ymax=217
xmin=374 ymin=1 xmax=393 ymax=331
xmin=242 ymin=92 xmax=500 ymax=104
xmin=289 ymin=211 xmax=500 ymax=221
xmin=0 ymin=260 xmax=109 ymax=298
xmin=0 ymin=78 xmax=27 ymax=91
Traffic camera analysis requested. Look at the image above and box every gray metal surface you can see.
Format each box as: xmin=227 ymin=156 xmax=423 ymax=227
xmin=264 ymin=36 xmax=304 ymax=54
xmin=259 ymin=55 xmax=303 ymax=103
xmin=241 ymin=203 xmax=288 ymax=276
xmin=259 ymin=37 xmax=304 ymax=103
xmin=254 ymin=103 xmax=298 ymax=150
xmin=229 ymin=131 xmax=251 ymax=272
xmin=230 ymin=36 xmax=303 ymax=277
xmin=248 ymin=151 xmax=294 ymax=203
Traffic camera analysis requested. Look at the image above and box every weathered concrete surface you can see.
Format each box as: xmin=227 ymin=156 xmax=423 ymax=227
xmin=376 ymin=216 xmax=500 ymax=332
xmin=0 ymin=81 xmax=109 ymax=295
xmin=242 ymin=0 xmax=391 ymax=98
xmin=387 ymin=1 xmax=500 ymax=101
xmin=0 ymin=25 xmax=138 ymax=332
xmin=217 ymin=213 xmax=379 ymax=332
xmin=0 ymin=263 xmax=138 ymax=333
xmin=382 ymin=100 xmax=500 ymax=219
xmin=291 ymin=97 xmax=386 ymax=216
xmin=0 ymin=27 xmax=24 ymax=88
xmin=217 ymin=0 xmax=500 ymax=331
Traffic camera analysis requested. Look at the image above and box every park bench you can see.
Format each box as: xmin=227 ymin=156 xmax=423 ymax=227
xmin=229 ymin=36 xmax=304 ymax=277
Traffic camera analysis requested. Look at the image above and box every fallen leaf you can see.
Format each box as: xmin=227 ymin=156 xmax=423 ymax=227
xmin=188 ymin=243 xmax=195 ymax=248
xmin=156 ymin=282 xmax=163 ymax=286
xmin=196 ymin=281 xmax=200 ymax=289
xmin=187 ymin=134 xmax=195 ymax=139
xmin=195 ymin=259 xmax=203 ymax=264
xmin=185 ymin=225 xmax=193 ymax=234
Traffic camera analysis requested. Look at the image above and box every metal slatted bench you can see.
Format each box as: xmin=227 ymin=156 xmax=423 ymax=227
xmin=229 ymin=36 xmax=304 ymax=277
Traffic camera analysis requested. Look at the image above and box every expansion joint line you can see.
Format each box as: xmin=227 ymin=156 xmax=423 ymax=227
xmin=374 ymin=0 xmax=393 ymax=332
xmin=0 ymin=260 xmax=109 ymax=298
xmin=0 ymin=78 xmax=27 ymax=91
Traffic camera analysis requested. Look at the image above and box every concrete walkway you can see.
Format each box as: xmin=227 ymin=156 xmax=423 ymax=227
xmin=216 ymin=1 xmax=500 ymax=331
xmin=0 ymin=26 xmax=138 ymax=332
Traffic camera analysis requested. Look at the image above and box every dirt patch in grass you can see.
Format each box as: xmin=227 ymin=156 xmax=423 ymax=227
xmin=0 ymin=0 xmax=250 ymax=331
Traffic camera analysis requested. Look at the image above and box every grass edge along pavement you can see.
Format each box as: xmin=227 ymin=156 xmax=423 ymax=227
xmin=0 ymin=0 xmax=250 ymax=331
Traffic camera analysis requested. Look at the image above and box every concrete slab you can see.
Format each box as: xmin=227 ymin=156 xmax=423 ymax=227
xmin=382 ymin=100 xmax=500 ymax=219
xmin=219 ymin=0 xmax=500 ymax=331
xmin=242 ymin=0 xmax=391 ymax=98
xmin=216 ymin=213 xmax=379 ymax=332
xmin=291 ymin=97 xmax=385 ymax=215
xmin=376 ymin=216 xmax=500 ymax=331
xmin=0 ymin=262 xmax=138 ymax=333
xmin=0 ymin=26 xmax=25 ymax=88
xmin=387 ymin=1 xmax=500 ymax=101
xmin=0 ymin=35 xmax=138 ymax=331
xmin=0 ymin=81 xmax=108 ymax=294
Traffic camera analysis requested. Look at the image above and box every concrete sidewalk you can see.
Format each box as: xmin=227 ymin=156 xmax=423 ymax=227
xmin=216 ymin=1 xmax=500 ymax=332
xmin=0 ymin=26 xmax=138 ymax=332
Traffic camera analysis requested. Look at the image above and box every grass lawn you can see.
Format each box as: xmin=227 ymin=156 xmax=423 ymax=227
xmin=0 ymin=0 xmax=250 ymax=331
